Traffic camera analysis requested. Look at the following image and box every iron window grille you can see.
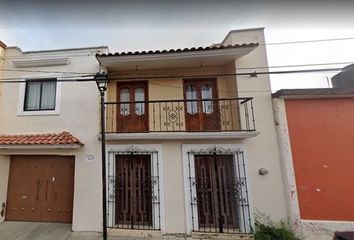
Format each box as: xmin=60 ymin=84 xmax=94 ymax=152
xmin=187 ymin=146 xmax=252 ymax=234
xmin=107 ymin=146 xmax=161 ymax=230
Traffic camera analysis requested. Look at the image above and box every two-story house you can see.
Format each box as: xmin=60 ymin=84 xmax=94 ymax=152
xmin=96 ymin=28 xmax=288 ymax=238
xmin=0 ymin=45 xmax=109 ymax=232
xmin=0 ymin=28 xmax=289 ymax=239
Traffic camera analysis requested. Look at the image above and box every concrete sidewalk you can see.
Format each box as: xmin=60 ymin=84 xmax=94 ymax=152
xmin=0 ymin=221 xmax=136 ymax=240
xmin=0 ymin=221 xmax=252 ymax=240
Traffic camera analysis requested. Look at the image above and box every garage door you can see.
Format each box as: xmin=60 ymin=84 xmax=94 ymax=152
xmin=6 ymin=155 xmax=75 ymax=223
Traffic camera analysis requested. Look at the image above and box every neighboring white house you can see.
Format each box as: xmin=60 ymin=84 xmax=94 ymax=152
xmin=0 ymin=45 xmax=109 ymax=232
xmin=0 ymin=28 xmax=289 ymax=239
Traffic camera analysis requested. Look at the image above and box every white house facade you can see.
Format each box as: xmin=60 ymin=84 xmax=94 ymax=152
xmin=0 ymin=28 xmax=289 ymax=239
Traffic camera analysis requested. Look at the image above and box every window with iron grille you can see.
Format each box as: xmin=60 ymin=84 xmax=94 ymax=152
xmin=24 ymin=79 xmax=57 ymax=111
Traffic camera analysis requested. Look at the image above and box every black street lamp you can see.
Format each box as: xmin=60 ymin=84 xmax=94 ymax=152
xmin=95 ymin=72 xmax=109 ymax=92
xmin=94 ymin=72 xmax=109 ymax=240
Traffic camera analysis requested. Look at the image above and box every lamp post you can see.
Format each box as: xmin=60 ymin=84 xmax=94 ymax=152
xmin=94 ymin=72 xmax=109 ymax=240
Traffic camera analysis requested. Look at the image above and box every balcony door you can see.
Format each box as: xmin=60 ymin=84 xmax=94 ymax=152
xmin=117 ymin=81 xmax=148 ymax=133
xmin=184 ymin=79 xmax=220 ymax=131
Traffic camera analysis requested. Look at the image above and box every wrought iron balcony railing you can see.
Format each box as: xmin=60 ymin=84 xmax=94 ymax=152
xmin=104 ymin=97 xmax=255 ymax=133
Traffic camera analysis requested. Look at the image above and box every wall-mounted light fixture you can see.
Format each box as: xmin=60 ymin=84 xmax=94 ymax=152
xmin=258 ymin=168 xmax=269 ymax=176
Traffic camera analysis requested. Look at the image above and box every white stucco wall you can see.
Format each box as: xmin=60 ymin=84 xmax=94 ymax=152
xmin=105 ymin=139 xmax=247 ymax=235
xmin=0 ymin=46 xmax=107 ymax=231
xmin=0 ymin=155 xmax=10 ymax=223
xmin=272 ymin=98 xmax=301 ymax=224
xmin=0 ymin=42 xmax=8 ymax=224
xmin=223 ymin=28 xmax=289 ymax=221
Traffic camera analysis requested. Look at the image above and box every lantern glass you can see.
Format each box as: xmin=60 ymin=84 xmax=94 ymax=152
xmin=94 ymin=72 xmax=108 ymax=92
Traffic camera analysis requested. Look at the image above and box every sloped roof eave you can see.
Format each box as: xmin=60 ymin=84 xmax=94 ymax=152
xmin=96 ymin=43 xmax=259 ymax=59
xmin=0 ymin=131 xmax=83 ymax=146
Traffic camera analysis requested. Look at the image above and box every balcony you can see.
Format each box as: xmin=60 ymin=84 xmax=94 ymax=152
xmin=104 ymin=97 xmax=257 ymax=140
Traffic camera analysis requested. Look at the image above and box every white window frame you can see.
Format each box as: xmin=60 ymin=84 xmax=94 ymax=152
xmin=106 ymin=144 xmax=166 ymax=233
xmin=182 ymin=143 xmax=254 ymax=234
xmin=17 ymin=75 xmax=62 ymax=116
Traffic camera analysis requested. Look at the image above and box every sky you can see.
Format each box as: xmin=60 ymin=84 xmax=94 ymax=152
xmin=1 ymin=0 xmax=354 ymax=91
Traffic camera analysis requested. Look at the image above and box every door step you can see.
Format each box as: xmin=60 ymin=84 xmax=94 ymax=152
xmin=191 ymin=232 xmax=253 ymax=240
xmin=107 ymin=230 xmax=253 ymax=240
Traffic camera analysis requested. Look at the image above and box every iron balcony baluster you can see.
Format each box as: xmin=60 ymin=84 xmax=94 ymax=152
xmin=104 ymin=97 xmax=256 ymax=133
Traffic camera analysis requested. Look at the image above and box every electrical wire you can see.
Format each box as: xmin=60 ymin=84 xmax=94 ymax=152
xmin=148 ymin=81 xmax=271 ymax=93
xmin=2 ymin=61 xmax=354 ymax=76
xmin=0 ymin=48 xmax=105 ymax=60
xmin=1 ymin=61 xmax=351 ymax=77
xmin=263 ymin=37 xmax=354 ymax=46
xmin=107 ymin=62 xmax=351 ymax=77
xmin=0 ymin=67 xmax=343 ymax=82
xmin=107 ymin=67 xmax=343 ymax=81
xmin=2 ymin=36 xmax=354 ymax=60
xmin=236 ymin=61 xmax=353 ymax=70
xmin=0 ymin=74 xmax=95 ymax=81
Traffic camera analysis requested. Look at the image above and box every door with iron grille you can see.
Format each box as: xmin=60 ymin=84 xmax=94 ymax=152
xmin=115 ymin=154 xmax=152 ymax=228
xmin=194 ymin=154 xmax=239 ymax=232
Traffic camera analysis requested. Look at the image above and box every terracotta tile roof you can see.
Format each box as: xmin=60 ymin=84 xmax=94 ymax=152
xmin=0 ymin=131 xmax=83 ymax=145
xmin=96 ymin=43 xmax=259 ymax=57
xmin=0 ymin=40 xmax=6 ymax=49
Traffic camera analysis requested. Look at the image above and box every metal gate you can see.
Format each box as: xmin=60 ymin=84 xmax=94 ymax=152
xmin=187 ymin=147 xmax=252 ymax=234
xmin=107 ymin=147 xmax=160 ymax=230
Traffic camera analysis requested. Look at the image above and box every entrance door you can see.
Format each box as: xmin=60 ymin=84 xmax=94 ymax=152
xmin=194 ymin=154 xmax=239 ymax=232
xmin=6 ymin=156 xmax=75 ymax=223
xmin=184 ymin=79 xmax=220 ymax=131
xmin=115 ymin=155 xmax=152 ymax=228
xmin=117 ymin=81 xmax=149 ymax=133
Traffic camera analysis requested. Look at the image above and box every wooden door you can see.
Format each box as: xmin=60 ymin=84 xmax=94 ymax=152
xmin=115 ymin=155 xmax=152 ymax=228
xmin=184 ymin=79 xmax=220 ymax=131
xmin=194 ymin=154 xmax=239 ymax=232
xmin=6 ymin=156 xmax=75 ymax=223
xmin=117 ymin=81 xmax=149 ymax=133
xmin=40 ymin=157 xmax=75 ymax=223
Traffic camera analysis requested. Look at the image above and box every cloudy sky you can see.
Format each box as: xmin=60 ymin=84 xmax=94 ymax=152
xmin=1 ymin=0 xmax=354 ymax=91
